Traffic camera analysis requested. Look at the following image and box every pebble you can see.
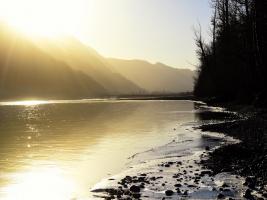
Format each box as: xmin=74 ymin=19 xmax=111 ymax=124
xmin=174 ymin=183 xmax=182 ymax=187
xmin=132 ymin=193 xmax=141 ymax=199
xmin=129 ymin=185 xmax=141 ymax=193
xmin=165 ymin=190 xmax=174 ymax=196
xmin=217 ymin=193 xmax=225 ymax=199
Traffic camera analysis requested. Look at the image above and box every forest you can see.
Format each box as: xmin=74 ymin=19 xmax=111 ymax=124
xmin=194 ymin=0 xmax=267 ymax=106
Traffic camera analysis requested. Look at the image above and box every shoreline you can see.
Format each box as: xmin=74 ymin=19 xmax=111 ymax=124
xmin=0 ymin=94 xmax=195 ymax=104
xmin=90 ymin=102 xmax=267 ymax=199
xmin=199 ymin=106 xmax=267 ymax=199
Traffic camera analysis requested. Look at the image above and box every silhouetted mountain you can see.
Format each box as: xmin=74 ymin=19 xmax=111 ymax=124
xmin=0 ymin=25 xmax=107 ymax=100
xmin=36 ymin=37 xmax=144 ymax=95
xmin=107 ymin=58 xmax=194 ymax=94
xmin=0 ymin=24 xmax=194 ymax=100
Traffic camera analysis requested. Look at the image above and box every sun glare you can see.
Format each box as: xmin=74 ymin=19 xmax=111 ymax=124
xmin=0 ymin=0 xmax=86 ymax=37
xmin=3 ymin=167 xmax=76 ymax=200
xmin=0 ymin=100 xmax=48 ymax=106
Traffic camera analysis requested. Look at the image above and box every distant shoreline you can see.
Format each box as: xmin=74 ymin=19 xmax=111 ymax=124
xmin=115 ymin=94 xmax=195 ymax=101
xmin=0 ymin=94 xmax=196 ymax=103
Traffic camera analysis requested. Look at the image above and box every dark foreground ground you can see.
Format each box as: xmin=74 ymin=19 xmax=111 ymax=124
xmin=199 ymin=106 xmax=267 ymax=199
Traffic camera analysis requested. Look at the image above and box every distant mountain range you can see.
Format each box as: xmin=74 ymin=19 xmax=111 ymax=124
xmin=0 ymin=24 xmax=194 ymax=100
xmin=107 ymin=58 xmax=194 ymax=94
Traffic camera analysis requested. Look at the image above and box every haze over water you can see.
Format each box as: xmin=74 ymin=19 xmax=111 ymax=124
xmin=0 ymin=100 xmax=198 ymax=200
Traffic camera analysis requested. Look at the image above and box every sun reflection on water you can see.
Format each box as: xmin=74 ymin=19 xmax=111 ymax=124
xmin=0 ymin=100 xmax=48 ymax=106
xmin=3 ymin=167 xmax=77 ymax=200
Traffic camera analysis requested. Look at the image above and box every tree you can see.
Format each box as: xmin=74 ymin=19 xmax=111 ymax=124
xmin=194 ymin=0 xmax=267 ymax=104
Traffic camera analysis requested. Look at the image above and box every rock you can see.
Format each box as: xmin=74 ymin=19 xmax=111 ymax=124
xmin=183 ymin=190 xmax=188 ymax=196
xmin=205 ymin=146 xmax=210 ymax=151
xmin=188 ymin=184 xmax=196 ymax=188
xmin=165 ymin=190 xmax=174 ymax=196
xmin=222 ymin=183 xmax=229 ymax=188
xmin=140 ymin=173 xmax=147 ymax=177
xmin=244 ymin=189 xmax=254 ymax=199
xmin=105 ymin=188 xmax=117 ymax=196
xmin=200 ymin=170 xmax=212 ymax=176
xmin=217 ymin=193 xmax=225 ymax=199
xmin=106 ymin=195 xmax=115 ymax=200
xmin=132 ymin=193 xmax=141 ymax=199
xmin=124 ymin=190 xmax=130 ymax=195
xmin=90 ymin=188 xmax=104 ymax=193
xmin=244 ymin=177 xmax=256 ymax=189
xmin=130 ymin=185 xmax=141 ymax=193
xmin=174 ymin=183 xmax=182 ymax=187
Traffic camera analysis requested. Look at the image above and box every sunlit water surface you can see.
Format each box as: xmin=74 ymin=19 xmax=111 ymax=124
xmin=0 ymin=100 xmax=199 ymax=200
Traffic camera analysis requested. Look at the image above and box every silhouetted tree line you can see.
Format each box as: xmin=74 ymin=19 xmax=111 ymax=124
xmin=194 ymin=0 xmax=267 ymax=105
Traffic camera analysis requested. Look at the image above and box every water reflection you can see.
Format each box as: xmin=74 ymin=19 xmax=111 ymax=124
xmin=0 ymin=100 xmax=196 ymax=200
xmin=3 ymin=167 xmax=76 ymax=200
xmin=0 ymin=100 xmax=48 ymax=106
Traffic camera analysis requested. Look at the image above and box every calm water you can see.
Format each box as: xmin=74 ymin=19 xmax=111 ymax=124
xmin=0 ymin=100 xmax=198 ymax=200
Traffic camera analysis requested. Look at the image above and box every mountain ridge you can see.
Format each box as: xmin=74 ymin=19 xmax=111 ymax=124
xmin=0 ymin=24 xmax=194 ymax=100
xmin=107 ymin=58 xmax=194 ymax=94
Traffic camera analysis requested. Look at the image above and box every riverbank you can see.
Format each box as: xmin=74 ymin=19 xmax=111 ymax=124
xmin=115 ymin=94 xmax=195 ymax=101
xmin=90 ymin=102 xmax=267 ymax=199
xmin=199 ymin=105 xmax=267 ymax=199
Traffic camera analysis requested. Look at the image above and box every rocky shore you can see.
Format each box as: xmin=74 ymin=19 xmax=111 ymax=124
xmin=199 ymin=112 xmax=267 ymax=199
xmin=91 ymin=103 xmax=267 ymax=199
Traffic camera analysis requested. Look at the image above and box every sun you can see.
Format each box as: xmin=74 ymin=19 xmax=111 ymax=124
xmin=0 ymin=0 xmax=86 ymax=37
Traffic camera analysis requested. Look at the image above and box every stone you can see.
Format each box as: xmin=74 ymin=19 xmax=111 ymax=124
xmin=132 ymin=193 xmax=141 ymax=199
xmin=217 ymin=193 xmax=225 ymax=199
xmin=174 ymin=183 xmax=182 ymax=187
xmin=244 ymin=189 xmax=254 ymax=199
xmin=129 ymin=185 xmax=141 ymax=193
xmin=165 ymin=190 xmax=174 ymax=196
xmin=222 ymin=183 xmax=229 ymax=188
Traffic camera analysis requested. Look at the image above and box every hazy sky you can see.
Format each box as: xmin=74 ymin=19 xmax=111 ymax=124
xmin=0 ymin=0 xmax=212 ymax=69
xmin=78 ymin=0 xmax=212 ymax=69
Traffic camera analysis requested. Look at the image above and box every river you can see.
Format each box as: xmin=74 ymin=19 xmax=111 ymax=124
xmin=0 ymin=100 xmax=209 ymax=200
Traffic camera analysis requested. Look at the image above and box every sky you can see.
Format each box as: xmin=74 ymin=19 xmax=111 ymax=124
xmin=0 ymin=0 xmax=212 ymax=69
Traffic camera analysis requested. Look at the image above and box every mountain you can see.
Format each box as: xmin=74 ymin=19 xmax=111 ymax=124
xmin=0 ymin=25 xmax=107 ymax=100
xmin=0 ymin=24 xmax=194 ymax=100
xmin=36 ymin=37 xmax=143 ymax=95
xmin=107 ymin=58 xmax=194 ymax=94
